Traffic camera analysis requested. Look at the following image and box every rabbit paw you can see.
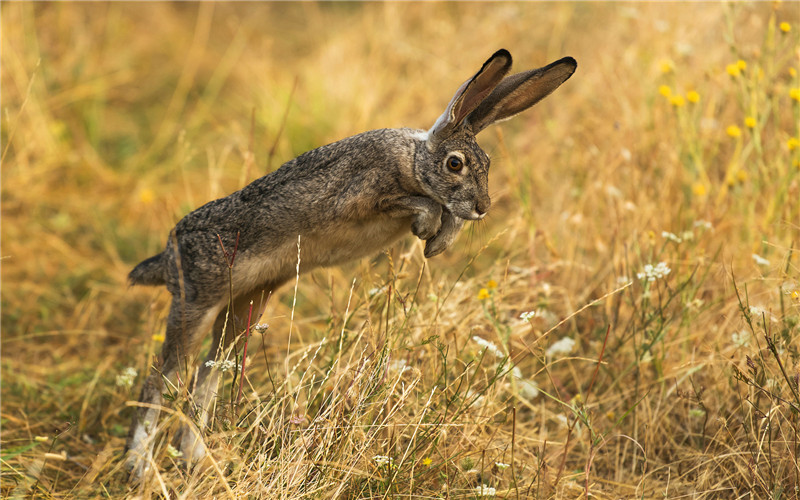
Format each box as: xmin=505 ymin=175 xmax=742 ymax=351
xmin=411 ymin=204 xmax=443 ymax=240
xmin=424 ymin=210 xmax=465 ymax=258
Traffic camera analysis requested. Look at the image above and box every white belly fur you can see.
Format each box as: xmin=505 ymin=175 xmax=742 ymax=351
xmin=231 ymin=216 xmax=412 ymax=293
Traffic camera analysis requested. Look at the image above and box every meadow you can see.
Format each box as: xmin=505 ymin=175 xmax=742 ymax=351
xmin=2 ymin=2 xmax=799 ymax=498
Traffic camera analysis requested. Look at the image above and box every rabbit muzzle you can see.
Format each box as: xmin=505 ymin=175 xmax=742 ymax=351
xmin=447 ymin=196 xmax=490 ymax=220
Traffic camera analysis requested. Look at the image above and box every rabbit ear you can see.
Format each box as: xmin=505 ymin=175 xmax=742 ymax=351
xmin=465 ymin=56 xmax=577 ymax=135
xmin=429 ymin=49 xmax=513 ymax=143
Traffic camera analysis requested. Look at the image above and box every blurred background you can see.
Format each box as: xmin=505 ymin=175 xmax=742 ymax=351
xmin=2 ymin=2 xmax=799 ymax=498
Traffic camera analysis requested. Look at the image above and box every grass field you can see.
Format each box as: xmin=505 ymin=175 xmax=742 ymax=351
xmin=2 ymin=2 xmax=800 ymax=498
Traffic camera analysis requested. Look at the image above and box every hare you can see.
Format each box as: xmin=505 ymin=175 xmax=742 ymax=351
xmin=124 ymin=48 xmax=576 ymax=480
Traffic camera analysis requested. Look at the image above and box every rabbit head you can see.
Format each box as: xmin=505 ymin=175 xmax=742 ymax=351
xmin=414 ymin=49 xmax=577 ymax=221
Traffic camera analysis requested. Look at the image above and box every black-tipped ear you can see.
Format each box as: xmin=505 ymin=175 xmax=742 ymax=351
xmin=466 ymin=56 xmax=577 ymax=134
xmin=429 ymin=49 xmax=513 ymax=143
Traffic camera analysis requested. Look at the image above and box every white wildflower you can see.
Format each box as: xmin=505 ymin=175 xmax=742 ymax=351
xmin=115 ymin=367 xmax=138 ymax=388
xmin=519 ymin=309 xmax=545 ymax=321
xmin=388 ymin=359 xmax=411 ymax=375
xmin=637 ymin=262 xmax=671 ymax=282
xmin=373 ymin=455 xmax=393 ymax=466
xmin=675 ymin=41 xmax=694 ymax=57
xmin=748 ymin=305 xmax=777 ymax=323
xmin=521 ymin=308 xmax=558 ymax=327
xmin=205 ymin=359 xmax=238 ymax=372
xmin=517 ymin=379 xmax=540 ymax=400
xmin=472 ymin=336 xmax=505 ymax=358
xmin=766 ymin=379 xmax=781 ymax=392
xmin=495 ymin=462 xmax=510 ymax=470
xmin=662 ymin=231 xmax=682 ymax=244
xmin=752 ymin=254 xmax=770 ymax=266
xmin=731 ymin=330 xmax=750 ymax=348
xmin=467 ymin=389 xmax=485 ymax=409
xmin=693 ymin=220 xmax=713 ymax=231
xmin=546 ymin=336 xmax=576 ymax=358
xmin=474 ymin=484 xmax=497 ymax=497
xmin=510 ymin=366 xmax=540 ymax=400
xmin=685 ymin=298 xmax=704 ymax=310
xmin=253 ymin=323 xmax=269 ymax=334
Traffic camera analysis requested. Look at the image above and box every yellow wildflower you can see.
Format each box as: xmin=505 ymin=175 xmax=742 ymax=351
xmin=726 ymin=125 xmax=742 ymax=138
xmin=152 ymin=333 xmax=165 ymax=343
xmin=422 ymin=457 xmax=433 ymax=466
xmin=139 ymin=188 xmax=155 ymax=205
xmin=788 ymin=137 xmax=800 ymax=151
xmin=692 ymin=182 xmax=707 ymax=197
xmin=486 ymin=279 xmax=498 ymax=289
xmin=686 ymin=90 xmax=700 ymax=103
xmin=737 ymin=60 xmax=747 ymax=71
xmin=659 ymin=59 xmax=674 ymax=74
xmin=790 ymin=68 xmax=797 ymax=78
xmin=790 ymin=88 xmax=800 ymax=102
xmin=49 ymin=120 xmax=67 ymax=140
xmin=780 ymin=22 xmax=791 ymax=33
xmin=736 ymin=170 xmax=748 ymax=183
xmin=658 ymin=85 xmax=672 ymax=98
xmin=670 ymin=95 xmax=686 ymax=107
xmin=744 ymin=117 xmax=756 ymax=128
xmin=478 ymin=288 xmax=490 ymax=301
xmin=726 ymin=64 xmax=741 ymax=77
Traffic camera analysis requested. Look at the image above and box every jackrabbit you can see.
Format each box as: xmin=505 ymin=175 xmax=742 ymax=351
xmin=125 ymin=49 xmax=576 ymax=480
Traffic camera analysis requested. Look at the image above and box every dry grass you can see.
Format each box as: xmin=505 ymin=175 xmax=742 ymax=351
xmin=2 ymin=2 xmax=799 ymax=499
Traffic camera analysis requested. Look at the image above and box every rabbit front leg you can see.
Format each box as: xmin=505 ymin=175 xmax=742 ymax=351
xmin=383 ymin=196 xmax=443 ymax=241
xmin=424 ymin=209 xmax=465 ymax=258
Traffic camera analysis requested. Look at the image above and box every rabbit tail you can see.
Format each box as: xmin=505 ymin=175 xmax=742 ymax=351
xmin=129 ymin=252 xmax=166 ymax=286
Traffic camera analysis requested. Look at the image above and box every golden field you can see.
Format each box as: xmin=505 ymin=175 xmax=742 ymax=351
xmin=2 ymin=2 xmax=799 ymax=498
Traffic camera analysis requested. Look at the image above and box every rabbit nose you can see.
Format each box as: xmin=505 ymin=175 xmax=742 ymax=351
xmin=473 ymin=200 xmax=490 ymax=219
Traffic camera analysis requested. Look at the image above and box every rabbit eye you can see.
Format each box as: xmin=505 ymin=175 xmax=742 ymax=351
xmin=446 ymin=156 xmax=463 ymax=172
